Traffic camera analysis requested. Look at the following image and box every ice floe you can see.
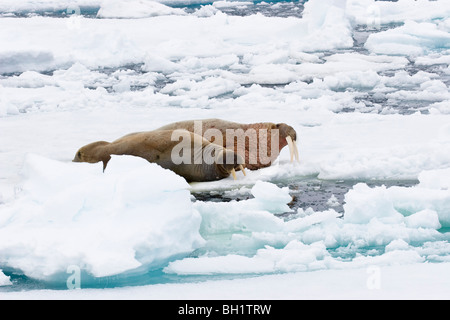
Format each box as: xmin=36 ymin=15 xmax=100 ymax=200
xmin=0 ymin=154 xmax=203 ymax=279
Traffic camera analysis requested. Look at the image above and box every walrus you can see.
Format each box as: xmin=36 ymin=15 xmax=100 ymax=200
xmin=73 ymin=129 xmax=245 ymax=182
xmin=156 ymin=119 xmax=300 ymax=170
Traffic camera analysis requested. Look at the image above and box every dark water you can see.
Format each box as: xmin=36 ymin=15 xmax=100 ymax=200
xmin=204 ymin=1 xmax=306 ymax=17
xmin=192 ymin=178 xmax=419 ymax=216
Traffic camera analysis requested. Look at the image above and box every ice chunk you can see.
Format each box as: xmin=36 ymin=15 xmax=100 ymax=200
xmin=415 ymin=54 xmax=450 ymax=66
xmin=0 ymin=51 xmax=55 ymax=74
xmin=326 ymin=194 xmax=339 ymax=207
xmin=342 ymin=171 xmax=450 ymax=228
xmin=97 ymin=0 xmax=186 ymax=18
xmin=381 ymin=70 xmax=437 ymax=89
xmin=160 ymin=76 xmax=239 ymax=99
xmin=323 ymin=70 xmax=380 ymax=91
xmin=293 ymin=0 xmax=353 ymax=52
xmin=285 ymin=210 xmax=340 ymax=233
xmin=385 ymin=239 xmax=410 ymax=252
xmin=164 ymin=240 xmax=330 ymax=275
xmin=164 ymin=254 xmax=274 ymax=275
xmin=112 ymin=78 xmax=131 ymax=93
xmin=418 ymin=168 xmax=450 ymax=190
xmin=194 ymin=181 xmax=292 ymax=237
xmin=0 ymin=91 xmax=20 ymax=117
xmin=193 ymin=5 xmax=219 ymax=18
xmin=0 ymin=154 xmax=203 ymax=280
xmin=386 ymin=79 xmax=450 ymax=103
xmin=366 ymin=20 xmax=450 ymax=56
xmin=0 ymin=71 xmax=56 ymax=89
xmin=405 ymin=209 xmax=442 ymax=230
xmin=295 ymin=53 xmax=409 ymax=80
xmin=169 ymin=169 xmax=449 ymax=277
xmin=212 ymin=1 xmax=253 ymax=9
xmin=250 ymin=181 xmax=292 ymax=213
xmin=143 ymin=54 xmax=180 ymax=74
xmin=429 ymin=101 xmax=450 ymax=115
xmin=346 ymin=0 xmax=450 ymax=25
xmin=0 ymin=0 xmax=101 ymax=12
xmin=247 ymin=64 xmax=299 ymax=85
xmin=0 ymin=270 xmax=11 ymax=286
xmin=343 ymin=183 xmax=404 ymax=224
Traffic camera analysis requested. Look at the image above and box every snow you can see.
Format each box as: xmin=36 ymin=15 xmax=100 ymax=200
xmin=0 ymin=0 xmax=450 ymax=299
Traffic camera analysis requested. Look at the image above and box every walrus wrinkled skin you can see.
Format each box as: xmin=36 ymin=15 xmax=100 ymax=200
xmin=73 ymin=130 xmax=244 ymax=182
xmin=157 ymin=119 xmax=299 ymax=170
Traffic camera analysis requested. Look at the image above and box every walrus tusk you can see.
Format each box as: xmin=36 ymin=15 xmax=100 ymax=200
xmin=231 ymin=168 xmax=237 ymax=180
xmin=293 ymin=140 xmax=300 ymax=162
xmin=286 ymin=136 xmax=295 ymax=163
xmin=239 ymin=165 xmax=246 ymax=176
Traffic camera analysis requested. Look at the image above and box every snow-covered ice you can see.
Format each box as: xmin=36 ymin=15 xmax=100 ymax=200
xmin=1 ymin=262 xmax=449 ymax=299
xmin=0 ymin=154 xmax=203 ymax=280
xmin=97 ymin=0 xmax=187 ymax=18
xmin=0 ymin=270 xmax=11 ymax=287
xmin=0 ymin=0 xmax=450 ymax=299
xmin=165 ymin=169 xmax=450 ymax=276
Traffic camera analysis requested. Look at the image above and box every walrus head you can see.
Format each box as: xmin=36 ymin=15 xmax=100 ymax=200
xmin=276 ymin=123 xmax=299 ymax=162
xmin=73 ymin=141 xmax=111 ymax=172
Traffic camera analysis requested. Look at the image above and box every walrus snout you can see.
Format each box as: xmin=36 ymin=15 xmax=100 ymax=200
xmin=276 ymin=123 xmax=299 ymax=163
xmin=72 ymin=151 xmax=81 ymax=162
xmin=72 ymin=141 xmax=112 ymax=172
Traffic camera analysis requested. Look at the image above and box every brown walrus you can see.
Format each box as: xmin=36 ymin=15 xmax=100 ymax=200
xmin=157 ymin=119 xmax=299 ymax=170
xmin=73 ymin=129 xmax=245 ymax=182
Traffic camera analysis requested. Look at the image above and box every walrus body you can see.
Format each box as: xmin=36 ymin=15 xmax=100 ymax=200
xmin=157 ymin=119 xmax=299 ymax=170
xmin=73 ymin=130 xmax=244 ymax=182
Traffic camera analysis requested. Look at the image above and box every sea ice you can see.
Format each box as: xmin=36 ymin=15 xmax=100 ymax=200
xmin=0 ymin=0 xmax=450 ymax=297
xmin=366 ymin=20 xmax=450 ymax=56
xmin=346 ymin=0 xmax=450 ymax=25
xmin=404 ymin=209 xmax=442 ymax=229
xmin=165 ymin=240 xmax=329 ymax=274
xmin=344 ymin=170 xmax=450 ymax=228
xmin=0 ymin=0 xmax=102 ymax=12
xmin=97 ymin=0 xmax=186 ymax=18
xmin=0 ymin=154 xmax=204 ymax=280
xmin=0 ymin=270 xmax=11 ymax=286
xmin=168 ymin=171 xmax=449 ymax=276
